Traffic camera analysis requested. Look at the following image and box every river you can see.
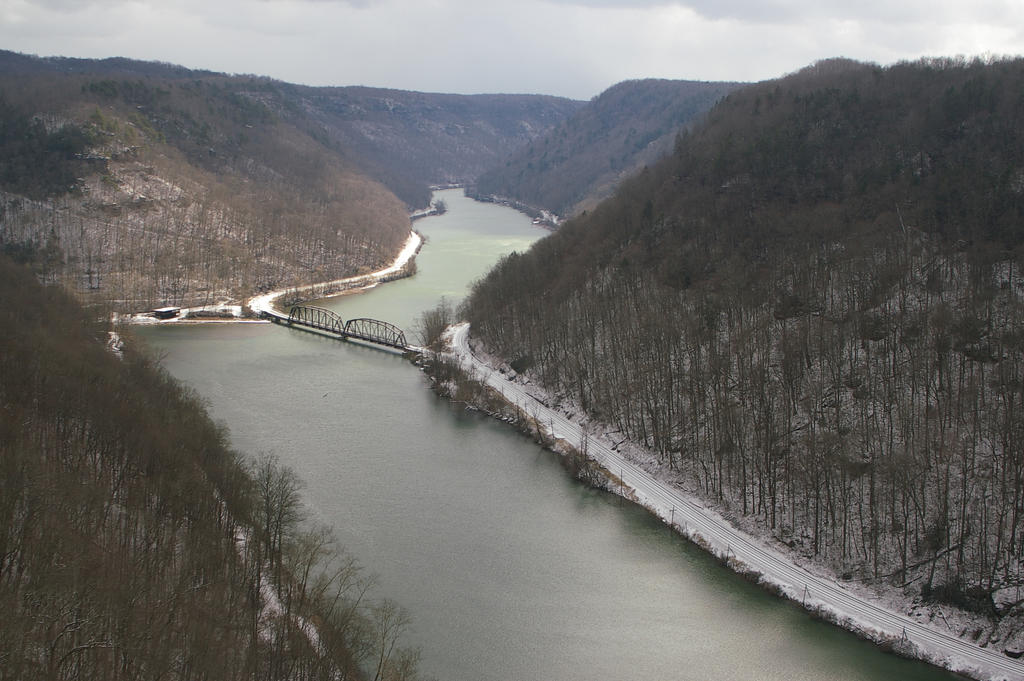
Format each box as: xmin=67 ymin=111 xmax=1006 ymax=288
xmin=137 ymin=189 xmax=960 ymax=681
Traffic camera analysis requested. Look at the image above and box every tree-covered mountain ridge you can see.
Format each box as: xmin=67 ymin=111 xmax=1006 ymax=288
xmin=472 ymin=78 xmax=741 ymax=218
xmin=0 ymin=50 xmax=581 ymax=312
xmin=464 ymin=57 xmax=1024 ymax=652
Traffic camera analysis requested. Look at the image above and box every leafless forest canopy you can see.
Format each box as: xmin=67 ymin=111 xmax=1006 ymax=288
xmin=464 ymin=58 xmax=1024 ymax=637
xmin=0 ymin=258 xmax=423 ymax=680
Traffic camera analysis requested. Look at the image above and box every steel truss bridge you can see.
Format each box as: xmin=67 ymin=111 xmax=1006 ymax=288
xmin=263 ymin=305 xmax=410 ymax=351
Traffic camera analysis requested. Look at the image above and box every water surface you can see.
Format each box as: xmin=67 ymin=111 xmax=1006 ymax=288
xmin=138 ymin=189 xmax=958 ymax=681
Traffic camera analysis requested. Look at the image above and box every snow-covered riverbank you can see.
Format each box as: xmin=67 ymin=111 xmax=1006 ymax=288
xmin=120 ymin=230 xmax=423 ymax=325
xmin=248 ymin=230 xmax=422 ymax=318
xmin=445 ymin=322 xmax=1024 ymax=681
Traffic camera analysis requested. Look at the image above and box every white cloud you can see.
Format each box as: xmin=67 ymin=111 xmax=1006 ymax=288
xmin=0 ymin=0 xmax=1020 ymax=98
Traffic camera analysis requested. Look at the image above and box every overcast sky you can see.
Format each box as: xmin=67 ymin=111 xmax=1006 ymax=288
xmin=1 ymin=0 xmax=1021 ymax=99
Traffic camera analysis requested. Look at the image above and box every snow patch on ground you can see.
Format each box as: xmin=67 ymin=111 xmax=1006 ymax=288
xmin=106 ymin=331 xmax=124 ymax=358
xmin=118 ymin=301 xmax=249 ymax=325
xmin=234 ymin=529 xmax=324 ymax=654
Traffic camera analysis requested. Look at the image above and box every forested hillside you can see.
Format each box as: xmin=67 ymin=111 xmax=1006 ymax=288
xmin=0 ymin=51 xmax=580 ymax=312
xmin=464 ymin=58 xmax=1024 ymax=645
xmin=0 ymin=255 xmax=423 ymax=680
xmin=472 ymin=78 xmax=738 ymax=217
xmin=297 ymin=85 xmax=584 ymax=206
xmin=0 ymin=52 xmax=411 ymax=313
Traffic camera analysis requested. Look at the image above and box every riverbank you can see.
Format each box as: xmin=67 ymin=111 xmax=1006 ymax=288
xmin=247 ymin=230 xmax=423 ymax=318
xmin=442 ymin=322 xmax=1024 ymax=681
xmin=463 ymin=189 xmax=562 ymax=229
xmin=119 ymin=230 xmax=423 ymax=325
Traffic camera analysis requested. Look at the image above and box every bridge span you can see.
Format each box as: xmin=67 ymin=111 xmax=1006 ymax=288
xmin=261 ymin=305 xmax=412 ymax=351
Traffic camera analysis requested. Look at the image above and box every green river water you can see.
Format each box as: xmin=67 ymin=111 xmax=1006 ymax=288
xmin=137 ymin=189 xmax=961 ymax=681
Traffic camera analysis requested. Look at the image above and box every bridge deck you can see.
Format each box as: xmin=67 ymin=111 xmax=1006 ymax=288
xmin=262 ymin=305 xmax=411 ymax=352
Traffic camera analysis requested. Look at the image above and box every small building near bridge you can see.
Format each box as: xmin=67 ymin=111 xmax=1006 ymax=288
xmin=152 ymin=306 xmax=181 ymax=320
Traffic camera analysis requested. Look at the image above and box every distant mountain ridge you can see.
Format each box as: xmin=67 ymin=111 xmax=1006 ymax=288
xmin=0 ymin=50 xmax=584 ymax=207
xmin=289 ymin=84 xmax=585 ymax=206
xmin=0 ymin=50 xmax=221 ymax=78
xmin=473 ymin=78 xmax=741 ymax=217
xmin=0 ymin=50 xmax=583 ymax=310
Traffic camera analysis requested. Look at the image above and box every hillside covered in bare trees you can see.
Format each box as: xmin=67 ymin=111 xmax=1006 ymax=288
xmin=472 ymin=78 xmax=739 ymax=217
xmin=463 ymin=58 xmax=1024 ymax=647
xmin=0 ymin=50 xmax=581 ymax=313
xmin=0 ymin=255 xmax=426 ymax=680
